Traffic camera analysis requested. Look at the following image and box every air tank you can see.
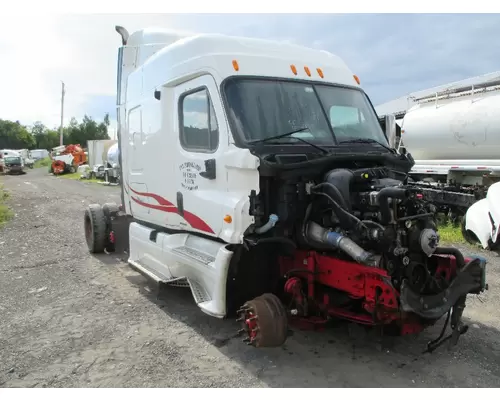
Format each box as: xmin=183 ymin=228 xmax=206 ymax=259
xmin=401 ymin=89 xmax=500 ymax=161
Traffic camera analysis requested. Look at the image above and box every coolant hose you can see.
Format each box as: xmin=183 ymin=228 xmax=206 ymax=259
xmin=376 ymin=187 xmax=410 ymax=224
xmin=255 ymin=214 xmax=279 ymax=234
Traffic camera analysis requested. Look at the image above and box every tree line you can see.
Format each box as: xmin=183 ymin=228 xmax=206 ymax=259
xmin=0 ymin=114 xmax=111 ymax=150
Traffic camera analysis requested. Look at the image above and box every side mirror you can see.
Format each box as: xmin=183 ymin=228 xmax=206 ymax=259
xmin=384 ymin=114 xmax=397 ymax=149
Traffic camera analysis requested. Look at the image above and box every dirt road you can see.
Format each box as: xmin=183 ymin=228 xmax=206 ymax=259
xmin=1 ymin=168 xmax=500 ymax=387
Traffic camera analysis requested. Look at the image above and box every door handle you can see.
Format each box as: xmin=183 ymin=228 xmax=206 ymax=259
xmin=199 ymin=159 xmax=216 ymax=180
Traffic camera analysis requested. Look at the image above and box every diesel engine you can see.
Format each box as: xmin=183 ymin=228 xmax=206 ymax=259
xmin=239 ymin=164 xmax=487 ymax=351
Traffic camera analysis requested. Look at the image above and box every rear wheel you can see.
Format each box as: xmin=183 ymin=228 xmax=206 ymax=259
xmin=84 ymin=204 xmax=107 ymax=253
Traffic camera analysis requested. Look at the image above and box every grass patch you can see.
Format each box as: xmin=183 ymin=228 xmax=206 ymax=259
xmin=0 ymin=184 xmax=14 ymax=226
xmin=34 ymin=157 xmax=51 ymax=168
xmin=58 ymin=172 xmax=101 ymax=183
xmin=438 ymin=221 xmax=465 ymax=245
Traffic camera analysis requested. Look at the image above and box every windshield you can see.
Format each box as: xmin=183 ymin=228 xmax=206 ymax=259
xmin=223 ymin=78 xmax=388 ymax=147
xmin=5 ymin=157 xmax=21 ymax=163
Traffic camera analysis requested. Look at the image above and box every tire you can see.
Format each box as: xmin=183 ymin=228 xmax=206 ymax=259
xmin=84 ymin=204 xmax=107 ymax=253
xmin=102 ymin=202 xmax=120 ymax=216
xmin=102 ymin=203 xmax=120 ymax=252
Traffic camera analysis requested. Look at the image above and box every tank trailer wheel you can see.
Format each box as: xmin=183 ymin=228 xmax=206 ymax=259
xmin=236 ymin=293 xmax=288 ymax=348
xmin=84 ymin=204 xmax=107 ymax=253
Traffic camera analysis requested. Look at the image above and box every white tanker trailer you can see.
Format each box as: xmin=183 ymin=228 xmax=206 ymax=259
xmin=395 ymin=78 xmax=500 ymax=249
xmin=399 ymin=78 xmax=500 ymax=187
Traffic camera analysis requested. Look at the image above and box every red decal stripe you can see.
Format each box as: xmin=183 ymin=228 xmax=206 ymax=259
xmin=127 ymin=183 xmax=214 ymax=235
xmin=128 ymin=184 xmax=175 ymax=207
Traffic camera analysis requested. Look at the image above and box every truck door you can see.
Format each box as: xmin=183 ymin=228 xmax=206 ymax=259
xmin=173 ymin=75 xmax=227 ymax=237
xmin=126 ymin=105 xmax=153 ymax=219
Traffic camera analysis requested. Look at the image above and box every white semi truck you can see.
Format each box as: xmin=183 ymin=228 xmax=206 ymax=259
xmin=82 ymin=25 xmax=487 ymax=352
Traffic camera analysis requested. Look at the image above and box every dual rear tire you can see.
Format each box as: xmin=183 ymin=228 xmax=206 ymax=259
xmin=84 ymin=203 xmax=119 ymax=253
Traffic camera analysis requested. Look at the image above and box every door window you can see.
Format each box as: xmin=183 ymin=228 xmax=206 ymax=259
xmin=179 ymin=88 xmax=219 ymax=152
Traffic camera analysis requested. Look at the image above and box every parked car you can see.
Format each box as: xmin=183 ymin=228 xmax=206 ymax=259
xmin=3 ymin=156 xmax=26 ymax=174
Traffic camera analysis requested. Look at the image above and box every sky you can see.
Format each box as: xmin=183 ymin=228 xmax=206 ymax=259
xmin=1 ymin=13 xmax=499 ymax=134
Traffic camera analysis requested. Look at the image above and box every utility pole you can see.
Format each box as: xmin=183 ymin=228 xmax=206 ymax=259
xmin=59 ymin=81 xmax=65 ymax=146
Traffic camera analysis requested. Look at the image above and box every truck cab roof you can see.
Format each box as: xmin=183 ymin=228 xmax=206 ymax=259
xmin=123 ymin=29 xmax=361 ymax=101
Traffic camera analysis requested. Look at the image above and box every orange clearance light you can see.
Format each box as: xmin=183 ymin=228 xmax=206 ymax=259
xmin=224 ymin=215 xmax=233 ymax=224
xmin=232 ymin=60 xmax=239 ymax=71
xmin=353 ymin=74 xmax=361 ymax=85
xmin=290 ymin=64 xmax=298 ymax=75
xmin=316 ymin=68 xmax=324 ymax=78
xmin=304 ymin=66 xmax=311 ymax=77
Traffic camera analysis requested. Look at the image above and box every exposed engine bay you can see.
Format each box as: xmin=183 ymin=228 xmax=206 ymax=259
xmin=234 ymin=151 xmax=487 ymax=352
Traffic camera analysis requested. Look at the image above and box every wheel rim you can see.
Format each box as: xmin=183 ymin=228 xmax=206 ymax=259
xmin=236 ymin=293 xmax=288 ymax=348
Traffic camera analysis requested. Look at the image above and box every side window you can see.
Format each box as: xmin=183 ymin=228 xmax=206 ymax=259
xmin=180 ymin=88 xmax=219 ymax=152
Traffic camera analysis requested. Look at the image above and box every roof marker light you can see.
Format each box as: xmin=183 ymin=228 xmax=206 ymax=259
xmin=317 ymin=68 xmax=324 ymax=78
xmin=353 ymin=75 xmax=361 ymax=85
xmin=290 ymin=65 xmax=298 ymax=75
xmin=304 ymin=66 xmax=311 ymax=77
xmin=232 ymin=60 xmax=239 ymax=71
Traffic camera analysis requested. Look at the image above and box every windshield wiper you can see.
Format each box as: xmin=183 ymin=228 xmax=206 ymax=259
xmin=248 ymin=127 xmax=330 ymax=154
xmin=338 ymin=138 xmax=394 ymax=152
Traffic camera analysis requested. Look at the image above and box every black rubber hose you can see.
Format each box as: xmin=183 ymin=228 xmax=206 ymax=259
xmin=312 ymin=191 xmax=367 ymax=231
xmin=312 ymin=182 xmax=349 ymax=210
xmin=311 ymin=183 xmax=353 ymax=229
xmin=323 ymin=169 xmax=354 ymax=211
xmin=376 ymin=187 xmax=409 ymax=224
xmin=433 ymin=247 xmax=465 ymax=270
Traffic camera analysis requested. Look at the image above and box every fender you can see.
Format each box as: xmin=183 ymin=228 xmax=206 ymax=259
xmin=464 ymin=182 xmax=500 ymax=249
xmin=486 ymin=181 xmax=500 ymax=245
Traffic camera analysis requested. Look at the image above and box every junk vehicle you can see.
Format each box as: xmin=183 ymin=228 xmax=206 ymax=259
xmin=103 ymin=142 xmax=120 ymax=184
xmin=399 ymin=78 xmax=500 ymax=188
xmin=393 ymin=78 xmax=500 ymax=249
xmin=50 ymin=144 xmax=87 ymax=175
xmin=3 ymin=154 xmax=26 ymax=174
xmin=87 ymin=139 xmax=118 ymax=179
xmin=1 ymin=149 xmax=34 ymax=169
xmin=30 ymin=149 xmax=50 ymax=160
xmin=83 ymin=25 xmax=488 ymax=352
xmin=18 ymin=149 xmax=34 ymax=169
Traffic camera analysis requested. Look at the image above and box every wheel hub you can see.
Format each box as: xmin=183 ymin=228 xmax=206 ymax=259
xmin=236 ymin=293 xmax=288 ymax=348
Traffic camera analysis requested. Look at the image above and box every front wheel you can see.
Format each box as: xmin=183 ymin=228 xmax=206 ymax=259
xmin=237 ymin=293 xmax=288 ymax=348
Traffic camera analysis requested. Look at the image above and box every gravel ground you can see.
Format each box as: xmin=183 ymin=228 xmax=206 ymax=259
xmin=1 ymin=168 xmax=500 ymax=388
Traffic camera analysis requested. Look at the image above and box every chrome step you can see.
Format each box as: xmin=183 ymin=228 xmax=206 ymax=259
xmin=172 ymin=245 xmax=215 ymax=265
